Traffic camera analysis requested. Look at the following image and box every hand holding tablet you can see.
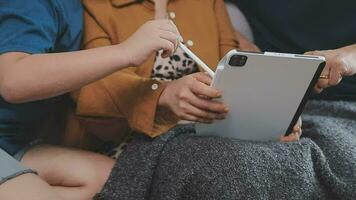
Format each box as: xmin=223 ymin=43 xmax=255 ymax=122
xmin=196 ymin=50 xmax=325 ymax=141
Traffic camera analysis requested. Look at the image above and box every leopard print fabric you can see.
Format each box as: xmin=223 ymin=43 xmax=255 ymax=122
xmin=106 ymin=48 xmax=198 ymax=159
xmin=151 ymin=48 xmax=198 ymax=81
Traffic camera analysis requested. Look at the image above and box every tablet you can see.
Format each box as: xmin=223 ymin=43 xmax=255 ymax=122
xmin=196 ymin=50 xmax=325 ymax=141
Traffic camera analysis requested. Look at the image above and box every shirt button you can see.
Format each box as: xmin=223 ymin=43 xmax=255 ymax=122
xmin=169 ymin=12 xmax=176 ymax=19
xmin=151 ymin=83 xmax=159 ymax=90
xmin=186 ymin=40 xmax=194 ymax=47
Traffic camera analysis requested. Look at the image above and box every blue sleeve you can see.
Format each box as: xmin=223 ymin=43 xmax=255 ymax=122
xmin=0 ymin=0 xmax=59 ymax=54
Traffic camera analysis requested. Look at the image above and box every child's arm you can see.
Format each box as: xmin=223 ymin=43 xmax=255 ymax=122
xmin=0 ymin=19 xmax=180 ymax=103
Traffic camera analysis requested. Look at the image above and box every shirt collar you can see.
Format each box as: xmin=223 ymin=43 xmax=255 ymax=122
xmin=111 ymin=0 xmax=152 ymax=8
xmin=111 ymin=0 xmax=174 ymax=8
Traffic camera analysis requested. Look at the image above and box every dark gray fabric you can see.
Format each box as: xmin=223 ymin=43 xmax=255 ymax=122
xmin=95 ymin=100 xmax=356 ymax=200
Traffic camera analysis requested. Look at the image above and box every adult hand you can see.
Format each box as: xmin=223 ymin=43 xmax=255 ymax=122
xmin=280 ymin=117 xmax=302 ymax=142
xmin=121 ymin=19 xmax=182 ymax=66
xmin=305 ymin=44 xmax=356 ymax=93
xmin=158 ymin=72 xmax=229 ymax=123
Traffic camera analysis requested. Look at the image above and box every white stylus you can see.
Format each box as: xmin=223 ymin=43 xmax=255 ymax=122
xmin=178 ymin=42 xmax=215 ymax=78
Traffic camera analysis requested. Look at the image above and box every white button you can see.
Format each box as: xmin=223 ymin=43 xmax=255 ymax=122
xmin=186 ymin=40 xmax=194 ymax=47
xmin=151 ymin=83 xmax=159 ymax=90
xmin=169 ymin=12 xmax=176 ymax=19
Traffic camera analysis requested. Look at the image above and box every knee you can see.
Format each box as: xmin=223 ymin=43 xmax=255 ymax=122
xmin=89 ymin=155 xmax=114 ymax=188
xmin=94 ymin=156 xmax=114 ymax=187
xmin=82 ymin=155 xmax=114 ymax=198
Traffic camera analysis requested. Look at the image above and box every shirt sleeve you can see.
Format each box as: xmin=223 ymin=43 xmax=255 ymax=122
xmin=0 ymin=0 xmax=59 ymax=54
xmin=74 ymin=4 xmax=178 ymax=140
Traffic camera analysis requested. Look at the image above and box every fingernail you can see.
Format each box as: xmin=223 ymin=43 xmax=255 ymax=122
xmin=179 ymin=36 xmax=184 ymax=42
xmin=224 ymin=107 xmax=229 ymax=112
xmin=293 ymin=126 xmax=300 ymax=132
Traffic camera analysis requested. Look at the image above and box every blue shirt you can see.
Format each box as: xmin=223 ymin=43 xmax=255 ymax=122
xmin=229 ymin=0 xmax=356 ymax=99
xmin=0 ymin=0 xmax=83 ymax=155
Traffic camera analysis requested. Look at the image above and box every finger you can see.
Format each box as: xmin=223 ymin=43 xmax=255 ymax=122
xmin=314 ymin=58 xmax=331 ymax=89
xmin=159 ymin=30 xmax=179 ymax=55
xmin=298 ymin=117 xmax=302 ymax=127
xmin=329 ymin=65 xmax=342 ymax=86
xmin=293 ymin=117 xmax=302 ymax=132
xmin=307 ymin=50 xmax=338 ymax=86
xmin=159 ymin=38 xmax=175 ymax=58
xmin=305 ymin=50 xmax=324 ymax=56
xmin=307 ymin=51 xmax=341 ymax=90
xmin=317 ymin=79 xmax=329 ymax=89
xmin=169 ymin=20 xmax=183 ymax=42
xmin=157 ymin=20 xmax=179 ymax=34
xmin=293 ymin=125 xmax=300 ymax=133
xmin=280 ymin=135 xmax=292 ymax=142
xmin=180 ymin=113 xmax=214 ymax=124
xmin=280 ymin=132 xmax=300 ymax=142
xmin=328 ymin=59 xmax=345 ymax=86
xmin=297 ymin=129 xmax=303 ymax=138
xmin=305 ymin=51 xmax=319 ymax=57
xmin=157 ymin=20 xmax=182 ymax=53
xmin=314 ymin=84 xmax=324 ymax=94
xmin=159 ymin=30 xmax=179 ymax=47
xmin=193 ymin=72 xmax=213 ymax=85
xmin=292 ymin=127 xmax=302 ymax=137
xmin=317 ymin=68 xmax=331 ymax=89
xmin=184 ymin=103 xmax=227 ymax=120
xmin=190 ymin=81 xmax=221 ymax=98
xmin=187 ymin=93 xmax=229 ymax=114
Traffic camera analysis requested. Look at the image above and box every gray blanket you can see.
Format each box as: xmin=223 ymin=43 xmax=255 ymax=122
xmin=95 ymin=100 xmax=356 ymax=200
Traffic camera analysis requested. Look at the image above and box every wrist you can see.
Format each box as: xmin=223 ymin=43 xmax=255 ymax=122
xmin=344 ymin=43 xmax=356 ymax=50
xmin=157 ymin=82 xmax=170 ymax=107
xmin=115 ymin=42 xmax=133 ymax=67
xmin=341 ymin=44 xmax=356 ymax=75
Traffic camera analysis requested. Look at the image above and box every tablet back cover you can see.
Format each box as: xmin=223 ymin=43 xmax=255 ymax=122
xmin=196 ymin=51 xmax=325 ymax=141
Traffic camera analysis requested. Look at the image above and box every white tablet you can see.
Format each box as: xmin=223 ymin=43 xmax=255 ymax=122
xmin=196 ymin=50 xmax=325 ymax=141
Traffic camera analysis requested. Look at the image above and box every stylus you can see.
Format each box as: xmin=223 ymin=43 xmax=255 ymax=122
xmin=178 ymin=42 xmax=215 ymax=78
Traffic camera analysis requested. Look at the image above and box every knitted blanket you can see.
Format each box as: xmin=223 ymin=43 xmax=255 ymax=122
xmin=95 ymin=100 xmax=356 ymax=200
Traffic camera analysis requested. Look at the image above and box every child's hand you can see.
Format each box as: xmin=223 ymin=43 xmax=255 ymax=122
xmin=158 ymin=72 xmax=229 ymax=123
xmin=121 ymin=19 xmax=182 ymax=66
xmin=280 ymin=117 xmax=302 ymax=142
